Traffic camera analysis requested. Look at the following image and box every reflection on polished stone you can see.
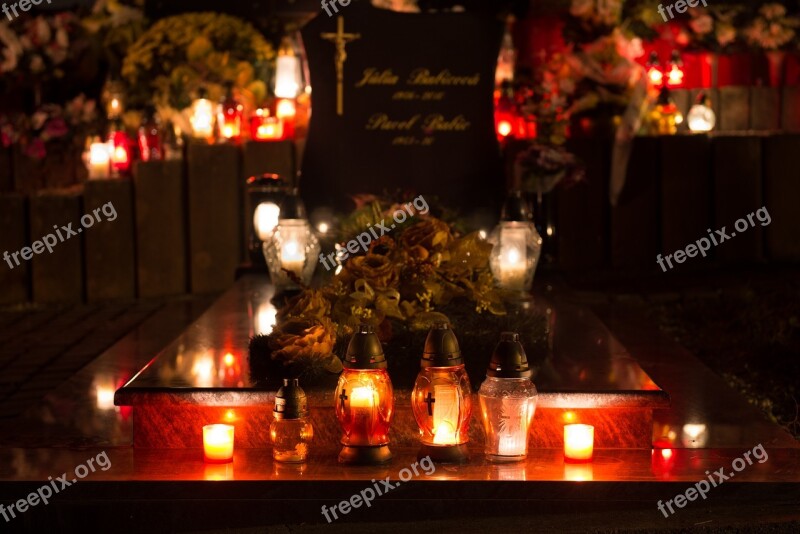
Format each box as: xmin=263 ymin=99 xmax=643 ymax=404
xmin=563 ymin=462 xmax=593 ymax=482
xmin=487 ymin=462 xmax=527 ymax=481
xmin=204 ymin=462 xmax=235 ymax=481
xmin=681 ymin=423 xmax=709 ymax=448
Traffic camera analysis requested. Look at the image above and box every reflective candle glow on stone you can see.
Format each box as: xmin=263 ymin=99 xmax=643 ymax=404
xmin=564 ymin=424 xmax=594 ymax=462
xmin=203 ymin=424 xmax=234 ymax=463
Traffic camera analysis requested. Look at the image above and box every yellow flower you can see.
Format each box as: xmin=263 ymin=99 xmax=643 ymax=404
xmin=276 ymin=289 xmax=331 ymax=322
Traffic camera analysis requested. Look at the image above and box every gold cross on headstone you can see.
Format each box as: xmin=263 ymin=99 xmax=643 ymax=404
xmin=321 ymin=16 xmax=360 ymax=116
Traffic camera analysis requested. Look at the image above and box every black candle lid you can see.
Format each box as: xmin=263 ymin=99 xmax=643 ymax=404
xmin=421 ymin=322 xmax=463 ymax=367
xmin=343 ymin=324 xmax=387 ymax=369
xmin=279 ymin=188 xmax=307 ymax=220
xmin=486 ymin=332 xmax=532 ymax=379
xmin=274 ymin=378 xmax=308 ymax=419
xmin=500 ymin=190 xmax=531 ymax=222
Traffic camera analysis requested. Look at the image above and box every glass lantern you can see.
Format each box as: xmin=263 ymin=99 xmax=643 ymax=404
xmin=217 ymin=82 xmax=243 ymax=142
xmin=84 ymin=136 xmax=111 ymax=180
xmin=687 ymin=93 xmax=715 ymax=133
xmin=334 ymin=324 xmax=394 ymax=465
xmin=270 ymin=378 xmax=313 ymax=463
xmin=478 ymin=332 xmax=538 ymax=462
xmin=107 ymin=118 xmax=133 ymax=177
xmin=274 ymin=35 xmax=302 ymax=99
xmin=246 ymin=173 xmax=290 ymax=266
xmin=190 ymin=88 xmax=215 ymax=140
xmin=263 ymin=190 xmax=320 ymax=289
xmin=138 ymin=106 xmax=163 ymax=162
xmin=411 ymin=323 xmax=472 ymax=463
xmin=101 ymin=79 xmax=125 ymax=119
xmin=488 ymin=191 xmax=542 ymax=294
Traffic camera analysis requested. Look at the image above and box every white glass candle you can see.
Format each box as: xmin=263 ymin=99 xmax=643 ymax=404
xmin=87 ymin=142 xmax=111 ymax=179
xmin=564 ymin=424 xmax=594 ymax=462
xmin=203 ymin=424 xmax=234 ymax=463
xmin=191 ymin=98 xmax=215 ymax=138
xmin=253 ymin=202 xmax=280 ymax=241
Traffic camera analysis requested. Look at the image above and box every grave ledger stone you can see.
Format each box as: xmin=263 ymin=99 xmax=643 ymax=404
xmin=301 ymin=4 xmax=504 ymax=211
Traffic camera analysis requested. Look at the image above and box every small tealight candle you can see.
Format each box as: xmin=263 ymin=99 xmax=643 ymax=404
xmin=203 ymin=424 xmax=234 ymax=463
xmin=564 ymin=424 xmax=594 ymax=462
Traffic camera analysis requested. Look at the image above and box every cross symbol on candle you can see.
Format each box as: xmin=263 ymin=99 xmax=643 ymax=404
xmin=424 ymin=392 xmax=435 ymax=416
xmin=339 ymin=388 xmax=348 ymax=409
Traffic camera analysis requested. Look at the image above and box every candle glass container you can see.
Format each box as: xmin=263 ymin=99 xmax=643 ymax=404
xmin=270 ymin=378 xmax=313 ymax=463
xmin=190 ymin=88 xmax=215 ymax=141
xmin=84 ymin=136 xmax=111 ymax=180
xmin=263 ymin=191 xmax=320 ymax=289
xmin=246 ymin=174 xmax=290 ymax=266
xmin=564 ymin=424 xmax=594 ymax=462
xmin=203 ymin=424 xmax=234 ymax=463
xmin=274 ymin=35 xmax=302 ymax=99
xmin=138 ymin=106 xmax=163 ymax=162
xmin=478 ymin=332 xmax=538 ymax=462
xmin=334 ymin=324 xmax=394 ymax=465
xmin=488 ymin=191 xmax=542 ymax=293
xmin=411 ymin=323 xmax=472 ymax=463
xmin=218 ymin=82 xmax=243 ymax=142
xmin=107 ymin=119 xmax=133 ymax=177
xmin=250 ymin=108 xmax=284 ymax=140
xmin=102 ymin=79 xmax=125 ymax=119
xmin=687 ymin=93 xmax=715 ymax=132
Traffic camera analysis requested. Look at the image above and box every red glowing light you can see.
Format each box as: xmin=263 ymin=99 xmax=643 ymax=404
xmin=497 ymin=120 xmax=513 ymax=137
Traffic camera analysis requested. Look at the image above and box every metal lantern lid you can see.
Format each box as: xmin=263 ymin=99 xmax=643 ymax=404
xmin=274 ymin=378 xmax=308 ymax=419
xmin=422 ymin=322 xmax=463 ymax=367
xmin=500 ymin=190 xmax=531 ymax=222
xmin=279 ymin=188 xmax=307 ymax=220
xmin=695 ymin=91 xmax=712 ymax=107
xmin=486 ymin=332 xmax=532 ymax=379
xmin=343 ymin=324 xmax=387 ymax=369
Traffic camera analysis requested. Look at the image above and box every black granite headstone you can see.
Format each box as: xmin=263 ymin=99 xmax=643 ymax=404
xmin=301 ymin=3 xmax=504 ymax=212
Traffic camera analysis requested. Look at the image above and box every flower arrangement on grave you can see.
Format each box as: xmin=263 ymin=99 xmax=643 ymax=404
xmin=121 ymin=12 xmax=274 ymax=129
xmin=742 ymin=4 xmax=799 ymax=51
xmin=249 ymin=198 xmax=550 ymax=387
xmin=1 ymin=94 xmax=98 ymax=159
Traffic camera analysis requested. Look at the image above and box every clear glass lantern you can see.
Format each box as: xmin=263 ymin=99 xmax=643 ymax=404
xmin=478 ymin=332 xmax=538 ymax=462
xmin=687 ymin=93 xmax=715 ymax=132
xmin=270 ymin=378 xmax=313 ymax=463
xmin=488 ymin=191 xmax=542 ymax=293
xmin=334 ymin=324 xmax=394 ymax=465
xmin=263 ymin=190 xmax=320 ymax=289
xmin=411 ymin=323 xmax=472 ymax=463
xmin=247 ymin=174 xmax=290 ymax=266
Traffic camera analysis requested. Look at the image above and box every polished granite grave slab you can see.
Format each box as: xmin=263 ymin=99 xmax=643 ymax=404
xmin=115 ymin=275 xmax=668 ymax=449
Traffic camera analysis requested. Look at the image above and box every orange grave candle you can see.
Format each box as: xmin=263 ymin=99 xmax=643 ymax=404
xmin=564 ymin=424 xmax=594 ymax=462
xmin=203 ymin=424 xmax=234 ymax=463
